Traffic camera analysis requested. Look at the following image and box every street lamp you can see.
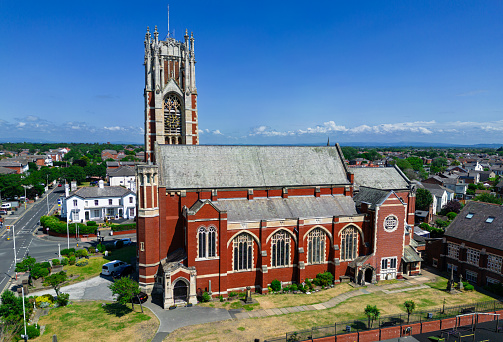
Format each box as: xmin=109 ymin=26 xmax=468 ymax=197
xmin=46 ymin=174 xmax=50 ymax=215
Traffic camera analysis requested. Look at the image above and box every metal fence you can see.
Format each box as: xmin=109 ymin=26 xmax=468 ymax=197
xmin=264 ymin=300 xmax=503 ymax=342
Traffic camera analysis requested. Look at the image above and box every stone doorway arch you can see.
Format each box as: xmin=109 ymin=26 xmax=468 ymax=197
xmin=173 ymin=278 xmax=189 ymax=303
xmin=360 ymin=265 xmax=376 ymax=285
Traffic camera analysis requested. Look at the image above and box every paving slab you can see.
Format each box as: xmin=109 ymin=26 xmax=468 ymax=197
xmin=265 ymin=309 xmax=276 ymax=316
xmin=272 ymin=308 xmax=283 ymax=315
xmin=312 ymin=303 xmax=326 ymax=310
xmin=297 ymin=306 xmax=305 ymax=311
xmin=279 ymin=308 xmax=290 ymax=314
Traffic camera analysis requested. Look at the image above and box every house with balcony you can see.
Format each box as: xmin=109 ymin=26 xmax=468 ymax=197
xmin=61 ymin=180 xmax=136 ymax=223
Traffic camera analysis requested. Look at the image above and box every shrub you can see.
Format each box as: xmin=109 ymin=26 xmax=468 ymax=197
xmin=56 ymin=293 xmax=70 ymax=307
xmin=35 ymin=294 xmax=54 ymax=308
xmin=96 ymin=244 xmax=106 ymax=253
xmin=61 ymin=248 xmax=76 ymax=256
xmin=60 ymin=257 xmax=69 ymax=266
xmin=463 ymin=282 xmax=474 ymax=291
xmin=52 ymin=259 xmax=60 ymax=266
xmin=87 ymin=221 xmax=97 ymax=226
xmin=88 ymin=247 xmax=96 ymax=253
xmin=228 ymin=291 xmax=238 ymax=298
xmin=200 ymin=292 xmax=211 ymax=302
xmin=76 ymin=259 xmax=88 ymax=267
xmin=111 ymin=223 xmax=136 ymax=232
xmin=446 ymin=212 xmax=457 ymax=220
xmin=290 ymin=284 xmax=298 ymax=292
xmin=219 ymin=295 xmax=224 ymax=302
xmin=69 ymin=256 xmax=76 ymax=265
xmin=15 ymin=256 xmax=36 ymax=272
xmin=297 ymin=283 xmax=306 ymax=293
xmin=238 ymin=292 xmax=246 ymax=298
xmin=75 ymin=249 xmax=88 ymax=258
xmin=30 ymin=264 xmax=50 ymax=279
xmin=24 ymin=324 xmax=41 ymax=339
xmin=270 ymin=279 xmax=281 ymax=292
xmin=313 ymin=272 xmax=334 ymax=287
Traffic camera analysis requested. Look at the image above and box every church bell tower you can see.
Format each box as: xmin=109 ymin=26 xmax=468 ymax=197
xmin=144 ymin=26 xmax=199 ymax=163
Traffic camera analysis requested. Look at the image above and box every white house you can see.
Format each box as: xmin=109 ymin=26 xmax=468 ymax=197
xmin=61 ymin=180 xmax=136 ymax=222
xmin=422 ymin=183 xmax=455 ymax=215
xmin=107 ymin=166 xmax=136 ymax=192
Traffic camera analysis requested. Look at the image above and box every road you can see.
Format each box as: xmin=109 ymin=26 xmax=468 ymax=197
xmin=0 ymin=187 xmax=93 ymax=292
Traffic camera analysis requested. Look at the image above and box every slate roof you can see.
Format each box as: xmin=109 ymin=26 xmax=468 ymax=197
xmin=67 ymin=186 xmax=134 ymax=199
xmin=444 ymin=201 xmax=503 ymax=251
xmin=402 ymin=245 xmax=423 ymax=262
xmin=0 ymin=166 xmax=16 ymax=174
xmin=156 ymin=145 xmax=349 ymax=189
xmin=353 ymin=187 xmax=392 ymax=209
xmin=351 ymin=166 xmax=409 ymax=190
xmin=0 ymin=160 xmax=24 ymax=167
xmin=108 ymin=166 xmax=135 ymax=177
xmin=422 ymin=183 xmax=454 ymax=197
xmin=208 ymin=195 xmax=358 ymax=222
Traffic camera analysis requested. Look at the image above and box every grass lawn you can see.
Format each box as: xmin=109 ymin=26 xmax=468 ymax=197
xmin=166 ymin=277 xmax=494 ymax=342
xmin=63 ymin=246 xmax=136 ymax=283
xmin=34 ymin=301 xmax=158 ymax=342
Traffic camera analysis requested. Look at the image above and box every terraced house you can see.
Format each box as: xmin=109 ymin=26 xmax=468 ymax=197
xmin=136 ymin=26 xmax=421 ymax=308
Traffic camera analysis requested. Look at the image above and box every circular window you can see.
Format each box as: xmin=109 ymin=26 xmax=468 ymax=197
xmin=383 ymin=215 xmax=398 ymax=232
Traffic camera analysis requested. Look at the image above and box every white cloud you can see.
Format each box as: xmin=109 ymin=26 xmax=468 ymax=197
xmin=104 ymin=126 xmax=122 ymax=131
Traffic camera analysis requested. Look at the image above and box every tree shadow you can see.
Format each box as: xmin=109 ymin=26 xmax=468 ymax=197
xmin=103 ymin=302 xmax=132 ymax=317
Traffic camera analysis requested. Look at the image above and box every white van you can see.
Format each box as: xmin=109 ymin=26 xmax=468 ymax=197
xmin=101 ymin=260 xmax=126 ymax=276
xmin=1 ymin=203 xmax=11 ymax=209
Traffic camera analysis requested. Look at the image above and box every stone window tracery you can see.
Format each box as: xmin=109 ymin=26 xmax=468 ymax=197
xmin=271 ymin=231 xmax=290 ymax=267
xmin=164 ymin=94 xmax=182 ymax=136
xmin=384 ymin=215 xmax=398 ymax=232
xmin=341 ymin=226 xmax=358 ymax=261
xmin=197 ymin=226 xmax=217 ymax=259
xmin=307 ymin=228 xmax=326 ymax=265
xmin=233 ymin=233 xmax=253 ymax=271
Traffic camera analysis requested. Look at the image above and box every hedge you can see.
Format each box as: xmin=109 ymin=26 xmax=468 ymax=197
xmin=40 ymin=215 xmax=97 ymax=235
xmin=111 ymin=223 xmax=136 ymax=232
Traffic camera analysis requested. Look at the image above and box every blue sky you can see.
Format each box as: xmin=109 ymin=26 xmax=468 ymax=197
xmin=1 ymin=1 xmax=502 ymax=145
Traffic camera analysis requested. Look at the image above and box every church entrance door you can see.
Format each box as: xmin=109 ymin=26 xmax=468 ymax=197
xmin=173 ymin=280 xmax=188 ymax=303
xmin=364 ymin=268 xmax=373 ymax=284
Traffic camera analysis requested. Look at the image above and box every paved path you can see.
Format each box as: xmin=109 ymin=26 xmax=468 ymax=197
xmin=29 ymin=276 xmax=114 ymax=301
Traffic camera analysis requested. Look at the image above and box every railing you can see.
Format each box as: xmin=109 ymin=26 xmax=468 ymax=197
xmin=264 ymin=300 xmax=503 ymax=342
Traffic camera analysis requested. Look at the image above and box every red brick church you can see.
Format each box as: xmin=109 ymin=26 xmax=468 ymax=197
xmin=136 ymin=26 xmax=421 ymax=308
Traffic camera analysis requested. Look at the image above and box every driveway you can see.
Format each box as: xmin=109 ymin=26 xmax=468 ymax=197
xmin=29 ymin=276 xmax=114 ymax=301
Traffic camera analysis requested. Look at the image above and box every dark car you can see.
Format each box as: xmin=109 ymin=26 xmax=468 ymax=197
xmin=132 ymin=292 xmax=148 ymax=304
xmin=112 ymin=264 xmax=133 ymax=278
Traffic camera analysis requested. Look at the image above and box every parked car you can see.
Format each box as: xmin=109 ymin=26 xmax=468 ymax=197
xmin=101 ymin=260 xmax=126 ymax=276
xmin=132 ymin=292 xmax=148 ymax=304
xmin=112 ymin=264 xmax=133 ymax=279
xmin=114 ymin=238 xmax=132 ymax=247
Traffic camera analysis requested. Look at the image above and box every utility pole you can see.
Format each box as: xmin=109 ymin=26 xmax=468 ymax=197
xmin=46 ymin=174 xmax=50 ymax=214
xmin=66 ymin=213 xmax=70 ymax=250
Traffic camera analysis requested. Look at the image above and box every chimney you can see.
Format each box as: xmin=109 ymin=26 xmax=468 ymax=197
xmin=71 ymin=181 xmax=77 ymax=192
xmin=65 ymin=184 xmax=70 ymax=197
xmin=99 ymin=180 xmax=104 ymax=189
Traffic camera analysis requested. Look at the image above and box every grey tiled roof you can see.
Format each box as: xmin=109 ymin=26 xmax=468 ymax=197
xmin=403 ymin=245 xmax=423 ymax=262
xmin=445 ymin=201 xmax=503 ymax=251
xmin=108 ymin=166 xmax=135 ymax=177
xmin=68 ymin=186 xmax=134 ymax=199
xmin=210 ymin=195 xmax=358 ymax=222
xmin=351 ymin=166 xmax=409 ymax=190
xmin=353 ymin=187 xmax=391 ymax=209
xmin=156 ymin=145 xmax=349 ymax=189
xmin=422 ymin=183 xmax=453 ymax=197
xmin=0 ymin=166 xmax=16 ymax=174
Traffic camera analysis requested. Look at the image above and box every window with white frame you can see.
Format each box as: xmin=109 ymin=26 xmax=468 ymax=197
xmin=233 ymin=233 xmax=253 ymax=271
xmin=73 ymin=199 xmax=78 ymax=207
xmin=93 ymin=209 xmax=100 ymax=218
xmin=198 ymin=227 xmax=217 ymax=259
xmin=106 ymin=208 xmax=114 ymax=216
xmin=447 ymin=243 xmax=460 ymax=260
xmin=73 ymin=211 xmax=79 ymax=221
xmin=307 ymin=228 xmax=326 ymax=264
xmin=271 ymin=231 xmax=290 ymax=267
xmin=129 ymin=208 xmax=134 ymax=216
xmin=487 ymin=254 xmax=502 ymax=274
xmin=108 ymin=199 xmax=113 ymax=205
xmin=340 ymin=226 xmax=358 ymax=261
xmin=466 ymin=248 xmax=480 ymax=266
xmin=381 ymin=257 xmax=397 ymax=270
xmin=486 ymin=277 xmax=500 ymax=286
xmin=465 ymin=270 xmax=477 ymax=283
xmin=85 ymin=201 xmax=88 ymax=206
xmin=129 ymin=197 xmax=133 ymax=203
xmin=383 ymin=215 xmax=398 ymax=232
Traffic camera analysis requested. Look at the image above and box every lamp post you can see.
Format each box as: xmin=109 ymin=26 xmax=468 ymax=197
xmin=66 ymin=212 xmax=70 ymax=250
xmin=46 ymin=174 xmax=50 ymax=215
xmin=21 ymin=287 xmax=27 ymax=341
xmin=58 ymin=243 xmax=61 ymax=259
xmin=12 ymin=225 xmax=17 ymax=280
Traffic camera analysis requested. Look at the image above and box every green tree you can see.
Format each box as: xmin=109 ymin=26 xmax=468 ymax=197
xmin=15 ymin=256 xmax=36 ymax=272
xmin=406 ymin=157 xmax=424 ymax=171
xmin=473 ymin=193 xmax=503 ymax=205
xmin=0 ymin=290 xmax=25 ymax=323
xmin=404 ymin=300 xmax=416 ymax=323
xmin=109 ymin=277 xmax=141 ymax=308
xmin=416 ymin=188 xmax=433 ymax=211
xmin=44 ymin=271 xmax=68 ymax=296
xmin=341 ymin=146 xmax=359 ymax=161
xmin=364 ymin=304 xmax=380 ymax=328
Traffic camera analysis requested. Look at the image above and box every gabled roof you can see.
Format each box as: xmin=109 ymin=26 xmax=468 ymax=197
xmin=214 ymin=195 xmax=358 ymax=222
xmin=67 ymin=186 xmax=134 ymax=199
xmin=403 ymin=245 xmax=423 ymax=262
xmin=351 ymin=166 xmax=409 ymax=190
xmin=156 ymin=145 xmax=349 ymax=189
xmin=108 ymin=166 xmax=135 ymax=177
xmin=0 ymin=166 xmax=16 ymax=174
xmin=422 ymin=183 xmax=454 ymax=197
xmin=353 ymin=187 xmax=390 ymax=209
xmin=445 ymin=201 xmax=503 ymax=251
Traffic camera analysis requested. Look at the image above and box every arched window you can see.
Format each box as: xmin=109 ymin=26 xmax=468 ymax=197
xmin=197 ymin=226 xmax=217 ymax=259
xmin=164 ymin=94 xmax=182 ymax=137
xmin=233 ymin=233 xmax=253 ymax=271
xmin=271 ymin=231 xmax=290 ymax=267
xmin=307 ymin=228 xmax=326 ymax=264
xmin=340 ymin=226 xmax=358 ymax=261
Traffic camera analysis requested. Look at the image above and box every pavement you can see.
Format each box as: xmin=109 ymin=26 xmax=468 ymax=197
xmin=29 ymin=275 xmax=115 ymax=301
